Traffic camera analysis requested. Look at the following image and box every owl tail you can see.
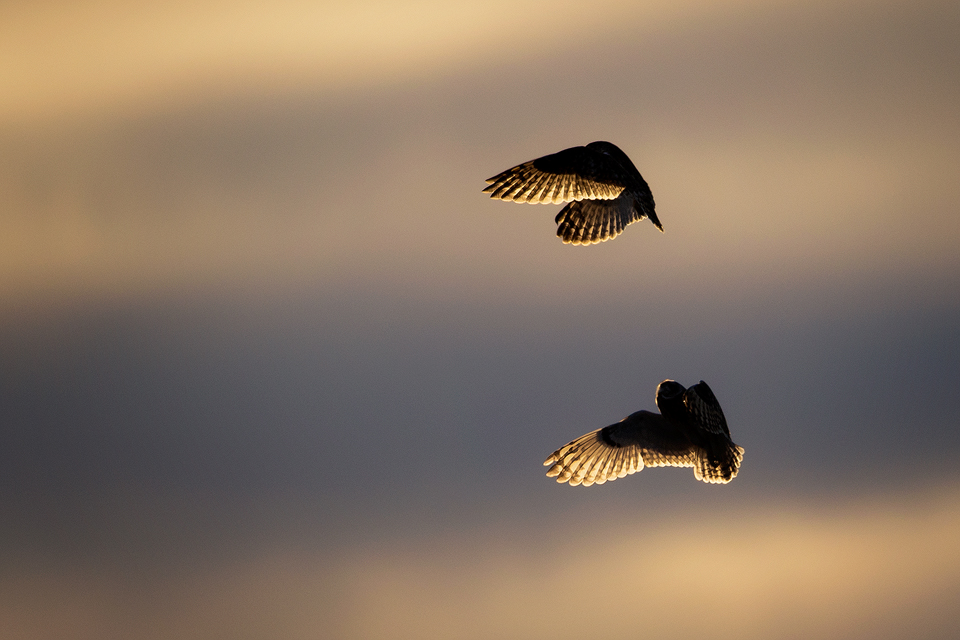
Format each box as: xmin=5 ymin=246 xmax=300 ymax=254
xmin=694 ymin=441 xmax=745 ymax=484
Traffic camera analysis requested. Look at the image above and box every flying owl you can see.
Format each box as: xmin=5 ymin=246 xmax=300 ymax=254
xmin=483 ymin=141 xmax=661 ymax=245
xmin=544 ymin=380 xmax=744 ymax=485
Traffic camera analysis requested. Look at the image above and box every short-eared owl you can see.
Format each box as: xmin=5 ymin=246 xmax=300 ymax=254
xmin=544 ymin=380 xmax=743 ymax=485
xmin=483 ymin=141 xmax=661 ymax=245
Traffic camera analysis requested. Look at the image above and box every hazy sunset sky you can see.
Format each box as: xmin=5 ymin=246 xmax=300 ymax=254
xmin=2 ymin=1 xmax=959 ymax=638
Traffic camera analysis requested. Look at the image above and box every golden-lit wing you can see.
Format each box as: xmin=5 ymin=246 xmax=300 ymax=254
xmin=483 ymin=145 xmax=627 ymax=205
xmin=543 ymin=410 xmax=696 ymax=487
xmin=554 ymin=193 xmax=638 ymax=245
xmin=692 ymin=444 xmax=745 ymax=484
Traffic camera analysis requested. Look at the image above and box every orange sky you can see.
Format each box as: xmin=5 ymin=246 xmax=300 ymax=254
xmin=0 ymin=0 xmax=815 ymax=124
xmin=4 ymin=484 xmax=959 ymax=639
xmin=2 ymin=0 xmax=958 ymax=316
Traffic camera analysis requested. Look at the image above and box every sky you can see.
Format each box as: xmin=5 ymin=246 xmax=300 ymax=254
xmin=2 ymin=0 xmax=960 ymax=638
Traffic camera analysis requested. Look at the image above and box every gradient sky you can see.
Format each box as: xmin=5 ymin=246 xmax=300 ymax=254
xmin=2 ymin=0 xmax=960 ymax=638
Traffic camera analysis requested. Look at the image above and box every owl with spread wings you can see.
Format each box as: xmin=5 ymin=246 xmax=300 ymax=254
xmin=483 ymin=141 xmax=661 ymax=245
xmin=544 ymin=380 xmax=744 ymax=485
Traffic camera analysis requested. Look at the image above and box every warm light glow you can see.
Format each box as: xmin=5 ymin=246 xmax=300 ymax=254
xmin=2 ymin=486 xmax=959 ymax=639
xmin=1 ymin=3 xmax=958 ymax=639
xmin=0 ymin=0 xmax=816 ymax=125
xmin=2 ymin=0 xmax=957 ymax=314
xmin=339 ymin=490 xmax=960 ymax=638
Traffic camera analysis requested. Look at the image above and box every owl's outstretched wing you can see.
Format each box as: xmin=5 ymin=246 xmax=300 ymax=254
xmin=543 ymin=410 xmax=696 ymax=487
xmin=554 ymin=193 xmax=639 ymax=245
xmin=483 ymin=145 xmax=628 ymax=205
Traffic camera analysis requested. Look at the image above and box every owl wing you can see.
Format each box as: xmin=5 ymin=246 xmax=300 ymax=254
xmin=543 ymin=410 xmax=697 ymax=487
xmin=554 ymin=193 xmax=639 ymax=245
xmin=683 ymin=381 xmax=730 ymax=437
xmin=683 ymin=381 xmax=745 ymax=484
xmin=483 ymin=145 xmax=628 ymax=205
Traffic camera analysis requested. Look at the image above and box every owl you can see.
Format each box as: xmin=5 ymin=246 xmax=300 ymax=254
xmin=544 ymin=380 xmax=744 ymax=485
xmin=483 ymin=141 xmax=661 ymax=245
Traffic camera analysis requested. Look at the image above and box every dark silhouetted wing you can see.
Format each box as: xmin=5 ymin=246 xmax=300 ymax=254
xmin=684 ymin=381 xmax=730 ymax=437
xmin=483 ymin=145 xmax=628 ymax=204
xmin=543 ymin=410 xmax=697 ymax=487
xmin=683 ymin=381 xmax=745 ymax=484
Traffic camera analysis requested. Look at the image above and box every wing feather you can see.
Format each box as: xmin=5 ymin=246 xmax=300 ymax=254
xmin=483 ymin=146 xmax=627 ymax=205
xmin=683 ymin=381 xmax=745 ymax=483
xmin=694 ymin=444 xmax=745 ymax=484
xmin=543 ymin=411 xmax=696 ymax=487
xmin=555 ymin=193 xmax=639 ymax=245
xmin=684 ymin=381 xmax=730 ymax=437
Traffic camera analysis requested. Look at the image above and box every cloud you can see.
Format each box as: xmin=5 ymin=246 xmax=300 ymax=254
xmin=3 ymin=484 xmax=959 ymax=639
xmin=2 ymin=2 xmax=959 ymax=637
xmin=2 ymin=0 xmax=958 ymax=311
xmin=0 ymin=0 xmax=803 ymax=125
